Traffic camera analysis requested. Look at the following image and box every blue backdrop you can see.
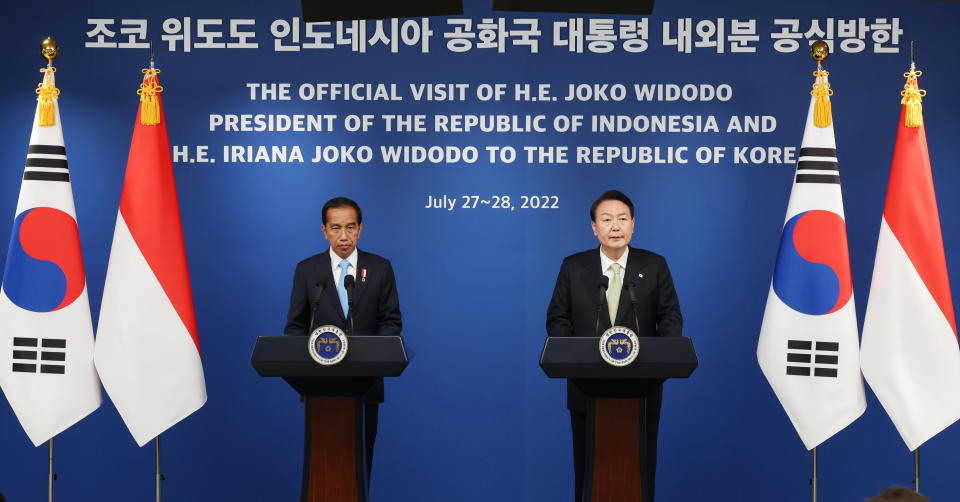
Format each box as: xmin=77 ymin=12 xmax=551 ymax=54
xmin=2 ymin=1 xmax=960 ymax=500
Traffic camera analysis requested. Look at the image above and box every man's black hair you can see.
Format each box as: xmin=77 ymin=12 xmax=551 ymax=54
xmin=322 ymin=197 xmax=362 ymax=225
xmin=590 ymin=190 xmax=634 ymax=221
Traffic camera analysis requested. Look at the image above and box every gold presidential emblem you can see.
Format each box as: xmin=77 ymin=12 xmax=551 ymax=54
xmin=599 ymin=326 xmax=639 ymax=367
xmin=308 ymin=325 xmax=348 ymax=366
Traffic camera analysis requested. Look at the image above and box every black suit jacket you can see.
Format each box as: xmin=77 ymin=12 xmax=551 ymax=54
xmin=284 ymin=249 xmax=402 ymax=403
xmin=546 ymin=247 xmax=682 ymax=412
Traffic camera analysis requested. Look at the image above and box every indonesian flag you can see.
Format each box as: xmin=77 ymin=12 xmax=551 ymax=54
xmin=757 ymin=75 xmax=866 ymax=450
xmin=0 ymin=68 xmax=101 ymax=446
xmin=94 ymin=69 xmax=206 ymax=446
xmin=860 ymin=71 xmax=960 ymax=451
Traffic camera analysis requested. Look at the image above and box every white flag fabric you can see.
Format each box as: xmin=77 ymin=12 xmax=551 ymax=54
xmin=0 ymin=70 xmax=102 ymax=446
xmin=94 ymin=70 xmax=206 ymax=446
xmin=757 ymin=89 xmax=866 ymax=450
xmin=860 ymin=77 xmax=960 ymax=451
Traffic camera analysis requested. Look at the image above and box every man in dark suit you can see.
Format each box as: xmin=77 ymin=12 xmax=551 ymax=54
xmin=546 ymin=190 xmax=682 ymax=502
xmin=284 ymin=196 xmax=402 ymax=480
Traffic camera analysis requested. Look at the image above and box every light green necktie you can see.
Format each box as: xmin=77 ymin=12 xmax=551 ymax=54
xmin=608 ymin=262 xmax=622 ymax=325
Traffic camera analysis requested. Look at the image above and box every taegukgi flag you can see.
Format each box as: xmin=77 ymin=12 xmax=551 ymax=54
xmin=860 ymin=67 xmax=960 ymax=451
xmin=94 ymin=67 xmax=206 ymax=446
xmin=757 ymin=68 xmax=866 ymax=450
xmin=0 ymin=64 xmax=102 ymax=446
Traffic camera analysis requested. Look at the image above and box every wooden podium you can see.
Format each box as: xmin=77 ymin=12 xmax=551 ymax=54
xmin=540 ymin=336 xmax=698 ymax=502
xmin=251 ymin=335 xmax=408 ymax=502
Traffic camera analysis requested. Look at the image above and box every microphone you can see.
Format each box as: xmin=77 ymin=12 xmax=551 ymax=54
xmin=314 ymin=277 xmax=328 ymax=303
xmin=595 ymin=275 xmax=609 ymax=337
xmin=344 ymin=274 xmax=356 ymax=335
xmin=626 ymin=281 xmax=642 ymax=333
xmin=308 ymin=277 xmax=328 ymax=333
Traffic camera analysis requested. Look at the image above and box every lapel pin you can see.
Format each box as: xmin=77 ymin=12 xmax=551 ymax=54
xmin=361 ymin=268 xmax=367 ymax=283
xmin=638 ymin=273 xmax=644 ymax=279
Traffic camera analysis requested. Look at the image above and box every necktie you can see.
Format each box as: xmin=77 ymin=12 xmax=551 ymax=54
xmin=337 ymin=259 xmax=350 ymax=317
xmin=608 ymin=263 xmax=622 ymax=325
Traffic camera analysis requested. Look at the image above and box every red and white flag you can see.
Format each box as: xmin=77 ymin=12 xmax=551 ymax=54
xmin=860 ymin=68 xmax=960 ymax=451
xmin=94 ymin=68 xmax=206 ymax=446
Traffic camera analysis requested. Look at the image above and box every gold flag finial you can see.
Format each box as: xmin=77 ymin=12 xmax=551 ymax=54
xmin=35 ymin=37 xmax=60 ymax=127
xmin=809 ymin=40 xmax=832 ymax=128
xmin=901 ymin=62 xmax=925 ymax=128
xmin=40 ymin=37 xmax=58 ymax=65
xmin=810 ymin=40 xmax=828 ymax=63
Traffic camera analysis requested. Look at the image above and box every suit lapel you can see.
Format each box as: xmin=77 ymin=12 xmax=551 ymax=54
xmin=318 ymin=250 xmax=346 ymax=323
xmin=353 ymin=251 xmax=369 ymax=307
xmin=614 ymin=247 xmax=639 ymax=326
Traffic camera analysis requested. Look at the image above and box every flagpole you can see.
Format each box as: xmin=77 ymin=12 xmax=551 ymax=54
xmin=149 ymin=44 xmax=163 ymax=502
xmin=810 ymin=446 xmax=817 ymax=502
xmin=156 ymin=435 xmax=163 ymax=502
xmin=48 ymin=439 xmax=55 ymax=502
xmin=913 ymin=448 xmax=919 ymax=493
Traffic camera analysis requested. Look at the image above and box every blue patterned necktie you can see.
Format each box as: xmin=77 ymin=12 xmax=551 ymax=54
xmin=337 ymin=259 xmax=350 ymax=317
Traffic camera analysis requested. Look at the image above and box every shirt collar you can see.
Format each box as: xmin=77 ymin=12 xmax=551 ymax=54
xmin=599 ymin=246 xmax=629 ymax=272
xmin=329 ymin=247 xmax=358 ymax=270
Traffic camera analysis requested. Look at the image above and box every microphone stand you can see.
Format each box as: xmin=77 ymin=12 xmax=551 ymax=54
xmin=595 ymin=276 xmax=609 ymax=336
xmin=345 ymin=276 xmax=356 ymax=335
xmin=308 ymin=278 xmax=327 ymax=334
xmin=303 ymin=278 xmax=326 ymax=404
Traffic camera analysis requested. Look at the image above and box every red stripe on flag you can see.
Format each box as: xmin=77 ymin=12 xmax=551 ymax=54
xmin=118 ymin=75 xmax=201 ymax=354
xmin=883 ymin=106 xmax=957 ymax=337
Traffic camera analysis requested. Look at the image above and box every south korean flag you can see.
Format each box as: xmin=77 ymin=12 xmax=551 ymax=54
xmin=757 ymin=75 xmax=866 ymax=450
xmin=0 ymin=67 xmax=101 ymax=446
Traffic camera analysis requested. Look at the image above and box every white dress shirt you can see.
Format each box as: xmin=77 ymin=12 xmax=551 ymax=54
xmin=599 ymin=246 xmax=629 ymax=308
xmin=329 ymin=247 xmax=358 ymax=285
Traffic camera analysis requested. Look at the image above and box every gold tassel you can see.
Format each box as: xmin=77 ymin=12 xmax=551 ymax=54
xmin=138 ymin=67 xmax=163 ymax=126
xmin=900 ymin=69 xmax=925 ymax=128
xmin=810 ymin=69 xmax=833 ymax=128
xmin=35 ymin=66 xmax=60 ymax=127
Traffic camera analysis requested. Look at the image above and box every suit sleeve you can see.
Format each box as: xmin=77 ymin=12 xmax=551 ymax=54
xmin=284 ymin=263 xmax=310 ymax=336
xmin=546 ymin=258 xmax=575 ymax=337
xmin=375 ymin=260 xmax=402 ymax=336
xmin=655 ymin=257 xmax=683 ymax=337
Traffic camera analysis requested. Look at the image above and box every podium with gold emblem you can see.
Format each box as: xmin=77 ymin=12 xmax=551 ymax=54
xmin=251 ymin=334 xmax=408 ymax=502
xmin=540 ymin=335 xmax=698 ymax=502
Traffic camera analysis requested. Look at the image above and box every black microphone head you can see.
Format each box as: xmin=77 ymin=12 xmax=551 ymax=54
xmin=598 ymin=275 xmax=609 ymax=290
xmin=344 ymin=274 xmax=355 ymax=291
xmin=316 ymin=276 xmax=328 ymax=289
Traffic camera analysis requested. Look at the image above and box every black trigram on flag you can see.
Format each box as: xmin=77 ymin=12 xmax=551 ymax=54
xmin=794 ymin=147 xmax=839 ymax=185
xmin=11 ymin=337 xmax=67 ymax=374
xmin=24 ymin=144 xmax=70 ymax=183
xmin=786 ymin=340 xmax=838 ymax=378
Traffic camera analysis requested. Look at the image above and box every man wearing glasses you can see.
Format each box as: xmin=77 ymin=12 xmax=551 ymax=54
xmin=546 ymin=190 xmax=683 ymax=502
xmin=284 ymin=196 xmax=402 ymax=480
